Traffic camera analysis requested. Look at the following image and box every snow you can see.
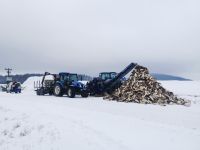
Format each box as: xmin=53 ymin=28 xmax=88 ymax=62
xmin=159 ymin=80 xmax=200 ymax=96
xmin=0 ymin=78 xmax=200 ymax=150
xmin=22 ymin=76 xmax=42 ymax=93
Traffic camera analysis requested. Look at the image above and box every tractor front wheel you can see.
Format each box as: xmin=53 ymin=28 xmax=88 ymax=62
xmin=67 ymin=88 xmax=75 ymax=98
xmin=37 ymin=88 xmax=44 ymax=96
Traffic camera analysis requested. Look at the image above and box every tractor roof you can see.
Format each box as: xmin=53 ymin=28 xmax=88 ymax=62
xmin=99 ymin=72 xmax=117 ymax=74
xmin=59 ymin=72 xmax=78 ymax=75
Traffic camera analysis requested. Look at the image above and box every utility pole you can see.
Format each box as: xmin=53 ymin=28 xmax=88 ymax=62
xmin=5 ymin=68 xmax=13 ymax=83
xmin=5 ymin=68 xmax=12 ymax=77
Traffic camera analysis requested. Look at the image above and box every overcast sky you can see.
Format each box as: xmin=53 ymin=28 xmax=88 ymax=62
xmin=0 ymin=0 xmax=199 ymax=79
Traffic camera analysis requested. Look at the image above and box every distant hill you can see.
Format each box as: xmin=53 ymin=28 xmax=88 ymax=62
xmin=151 ymin=73 xmax=191 ymax=81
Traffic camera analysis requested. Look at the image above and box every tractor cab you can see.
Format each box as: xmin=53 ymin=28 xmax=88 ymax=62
xmin=99 ymin=72 xmax=117 ymax=81
xmin=86 ymin=72 xmax=118 ymax=95
xmin=59 ymin=73 xmax=78 ymax=82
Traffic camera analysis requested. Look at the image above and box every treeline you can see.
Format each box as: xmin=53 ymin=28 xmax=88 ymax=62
xmin=78 ymin=74 xmax=93 ymax=81
xmin=0 ymin=73 xmax=93 ymax=84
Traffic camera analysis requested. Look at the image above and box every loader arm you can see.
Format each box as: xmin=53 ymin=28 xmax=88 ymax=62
xmin=41 ymin=72 xmax=51 ymax=86
xmin=105 ymin=63 xmax=137 ymax=92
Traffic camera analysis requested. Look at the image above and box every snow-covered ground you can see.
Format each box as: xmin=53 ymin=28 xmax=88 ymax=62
xmin=0 ymin=78 xmax=200 ymax=150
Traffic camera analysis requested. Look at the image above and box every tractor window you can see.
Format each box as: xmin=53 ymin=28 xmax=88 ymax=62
xmin=110 ymin=73 xmax=117 ymax=79
xmin=63 ymin=75 xmax=69 ymax=81
xmin=101 ymin=74 xmax=110 ymax=80
xmin=69 ymin=74 xmax=78 ymax=82
xmin=60 ymin=74 xmax=78 ymax=82
xmin=100 ymin=72 xmax=117 ymax=80
xmin=60 ymin=74 xmax=69 ymax=81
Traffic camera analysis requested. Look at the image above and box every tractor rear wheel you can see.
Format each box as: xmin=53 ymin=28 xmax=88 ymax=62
xmin=67 ymin=88 xmax=75 ymax=98
xmin=54 ymin=84 xmax=63 ymax=97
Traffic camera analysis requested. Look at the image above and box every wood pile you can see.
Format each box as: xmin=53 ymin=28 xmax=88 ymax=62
xmin=104 ymin=65 xmax=190 ymax=106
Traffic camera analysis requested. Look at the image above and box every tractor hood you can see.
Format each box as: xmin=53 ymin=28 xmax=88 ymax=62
xmin=71 ymin=81 xmax=85 ymax=89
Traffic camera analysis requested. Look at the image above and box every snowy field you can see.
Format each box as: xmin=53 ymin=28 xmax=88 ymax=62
xmin=0 ymin=78 xmax=200 ymax=150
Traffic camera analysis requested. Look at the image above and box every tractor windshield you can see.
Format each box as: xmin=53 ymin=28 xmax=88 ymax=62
xmin=69 ymin=74 xmax=78 ymax=82
xmin=100 ymin=72 xmax=117 ymax=80
xmin=101 ymin=73 xmax=110 ymax=80
xmin=60 ymin=73 xmax=78 ymax=82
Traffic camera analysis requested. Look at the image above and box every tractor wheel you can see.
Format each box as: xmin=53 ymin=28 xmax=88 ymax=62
xmin=81 ymin=91 xmax=89 ymax=98
xmin=49 ymin=91 xmax=53 ymax=95
xmin=54 ymin=84 xmax=63 ymax=97
xmin=37 ymin=89 xmax=44 ymax=96
xmin=67 ymin=88 xmax=75 ymax=98
xmin=36 ymin=90 xmax=40 ymax=95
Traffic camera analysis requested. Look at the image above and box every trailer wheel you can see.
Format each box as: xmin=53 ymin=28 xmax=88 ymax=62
xmin=81 ymin=91 xmax=88 ymax=98
xmin=37 ymin=89 xmax=44 ymax=95
xmin=54 ymin=84 xmax=63 ymax=97
xmin=36 ymin=90 xmax=41 ymax=95
xmin=67 ymin=88 xmax=75 ymax=98
xmin=49 ymin=91 xmax=53 ymax=95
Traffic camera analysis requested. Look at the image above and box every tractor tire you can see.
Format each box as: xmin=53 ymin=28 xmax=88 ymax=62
xmin=36 ymin=89 xmax=40 ymax=95
xmin=81 ymin=91 xmax=89 ymax=98
xmin=67 ymin=88 xmax=75 ymax=98
xmin=49 ymin=91 xmax=53 ymax=95
xmin=54 ymin=84 xmax=63 ymax=97
xmin=37 ymin=89 xmax=44 ymax=96
xmin=106 ymin=88 xmax=114 ymax=95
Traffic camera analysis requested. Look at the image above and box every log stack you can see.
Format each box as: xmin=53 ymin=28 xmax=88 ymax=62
xmin=104 ymin=65 xmax=190 ymax=106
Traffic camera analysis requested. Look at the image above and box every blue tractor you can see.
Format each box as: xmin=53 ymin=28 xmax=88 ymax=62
xmin=35 ymin=72 xmax=88 ymax=98
xmin=86 ymin=63 xmax=137 ymax=96
xmin=6 ymin=81 xmax=22 ymax=93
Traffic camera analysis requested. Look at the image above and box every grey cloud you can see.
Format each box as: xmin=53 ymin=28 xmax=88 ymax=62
xmin=0 ymin=0 xmax=200 ymax=79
